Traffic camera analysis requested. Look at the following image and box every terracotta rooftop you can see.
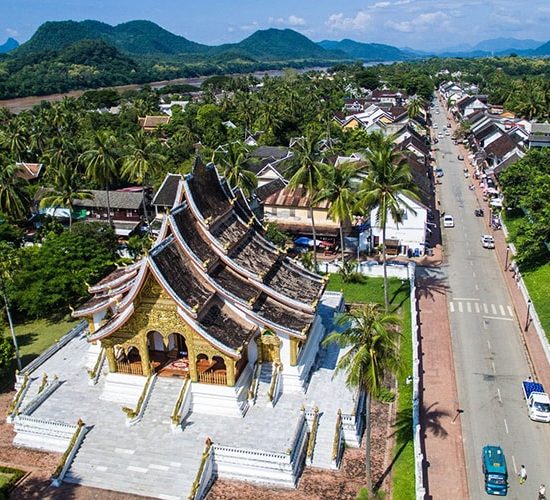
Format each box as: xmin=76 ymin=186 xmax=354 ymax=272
xmin=263 ymin=185 xmax=330 ymax=209
xmin=15 ymin=162 xmax=43 ymax=181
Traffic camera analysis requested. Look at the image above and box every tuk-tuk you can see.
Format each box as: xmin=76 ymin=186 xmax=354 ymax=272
xmin=482 ymin=445 xmax=508 ymax=496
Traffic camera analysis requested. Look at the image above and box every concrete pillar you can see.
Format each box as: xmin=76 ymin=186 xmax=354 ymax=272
xmin=226 ymin=359 xmax=235 ymax=387
xmin=105 ymin=345 xmax=117 ymax=373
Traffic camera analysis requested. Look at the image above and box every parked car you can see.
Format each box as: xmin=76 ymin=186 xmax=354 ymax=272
xmin=443 ymin=215 xmax=455 ymax=227
xmin=435 ymin=167 xmax=444 ymax=177
xmin=433 ymin=124 xmax=438 ymax=129
xmin=447 ymin=123 xmax=451 ymax=128
xmin=474 ymin=208 xmax=484 ymax=217
xmin=481 ymin=235 xmax=495 ymax=248
xmin=438 ymin=132 xmax=443 ymax=138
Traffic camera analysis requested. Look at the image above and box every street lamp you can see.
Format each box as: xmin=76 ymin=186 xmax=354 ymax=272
xmin=504 ymin=246 xmax=510 ymax=271
xmin=524 ymin=300 xmax=532 ymax=332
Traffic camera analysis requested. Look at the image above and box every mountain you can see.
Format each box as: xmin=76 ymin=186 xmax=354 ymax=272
xmin=218 ymin=29 xmax=345 ymax=61
xmin=532 ymin=40 xmax=550 ymax=56
xmin=15 ymin=19 xmax=210 ymax=56
xmin=471 ymin=37 xmax=543 ymax=53
xmin=318 ymin=39 xmax=412 ymax=61
xmin=0 ymin=37 xmax=19 ymax=53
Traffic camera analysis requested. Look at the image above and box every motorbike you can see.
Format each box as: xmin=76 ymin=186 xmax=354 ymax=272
xmin=474 ymin=209 xmax=484 ymax=217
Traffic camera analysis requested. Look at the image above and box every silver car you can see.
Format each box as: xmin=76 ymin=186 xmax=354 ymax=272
xmin=481 ymin=235 xmax=495 ymax=249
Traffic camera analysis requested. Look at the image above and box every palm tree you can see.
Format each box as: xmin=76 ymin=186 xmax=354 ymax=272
xmin=0 ymin=160 xmax=28 ymax=220
xmin=80 ymin=131 xmax=119 ymax=226
xmin=357 ymin=133 xmax=420 ymax=310
xmin=323 ymin=303 xmax=401 ymax=493
xmin=286 ymin=134 xmax=327 ymax=271
xmin=213 ymin=141 xmax=257 ymax=197
xmin=407 ymin=95 xmax=425 ymax=121
xmin=39 ymin=164 xmax=92 ymax=230
xmin=314 ymin=163 xmax=357 ymax=268
xmin=121 ymin=130 xmax=163 ymax=225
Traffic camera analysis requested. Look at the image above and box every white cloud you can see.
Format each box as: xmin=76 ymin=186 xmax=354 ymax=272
xmin=269 ymin=15 xmax=306 ymax=27
xmin=326 ymin=11 xmax=372 ymax=32
xmin=239 ymin=21 xmax=259 ymax=31
xmin=6 ymin=28 xmax=19 ymax=37
xmin=374 ymin=2 xmax=391 ymax=8
xmin=386 ymin=11 xmax=450 ymax=33
xmin=394 ymin=0 xmax=412 ymax=4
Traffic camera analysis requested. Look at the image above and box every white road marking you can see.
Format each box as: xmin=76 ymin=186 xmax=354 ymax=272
xmin=449 ymin=302 xmax=455 ymax=312
xmin=127 ymin=466 xmax=147 ymax=473
xmin=475 ymin=303 xmax=480 ymax=313
xmin=170 ymin=462 xmax=182 ymax=467
xmin=483 ymin=303 xmax=488 ymax=314
xmin=482 ymin=315 xmax=514 ymax=322
xmin=497 ymin=388 xmax=502 ymax=402
xmin=491 ymin=304 xmax=497 ymax=315
xmin=467 ymin=302 xmax=472 ymax=313
xmin=470 ymin=261 xmax=474 ymax=266
xmin=458 ymin=302 xmax=463 ymax=313
xmin=512 ymin=455 xmax=518 ymax=474
xmin=499 ymin=305 xmax=506 ymax=316
xmin=468 ymin=250 xmax=472 ymax=255
xmin=487 ymin=340 xmax=491 ymax=349
xmin=115 ymin=448 xmax=135 ymax=455
xmin=149 ymin=464 xmax=170 ymax=471
xmin=453 ymin=297 xmax=480 ymax=301
xmin=472 ymin=271 xmax=476 ymax=278
xmin=507 ymin=306 xmax=514 ymax=317
xmin=475 ymin=284 xmax=479 ymax=291
xmin=96 ymin=466 xmax=107 ymax=472
xmin=504 ymin=419 xmax=509 ymax=434
xmin=492 ymin=361 xmax=496 ymax=373
xmin=483 ymin=321 xmax=488 ymax=330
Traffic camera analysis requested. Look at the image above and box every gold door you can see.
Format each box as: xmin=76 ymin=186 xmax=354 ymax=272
xmin=257 ymin=332 xmax=281 ymax=364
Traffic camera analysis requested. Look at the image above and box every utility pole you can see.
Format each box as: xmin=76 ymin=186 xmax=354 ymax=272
xmin=0 ymin=278 xmax=21 ymax=370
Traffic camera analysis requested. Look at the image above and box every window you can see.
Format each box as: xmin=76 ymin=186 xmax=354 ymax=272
xmin=289 ymin=208 xmax=296 ymax=217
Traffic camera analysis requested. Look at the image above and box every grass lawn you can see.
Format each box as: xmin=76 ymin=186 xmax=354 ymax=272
xmin=0 ymin=466 xmax=25 ymax=494
xmin=327 ymin=273 xmax=414 ymax=498
xmin=3 ymin=318 xmax=80 ymax=369
xmin=524 ymin=262 xmax=550 ymax=337
xmin=502 ymin=209 xmax=525 ymax=242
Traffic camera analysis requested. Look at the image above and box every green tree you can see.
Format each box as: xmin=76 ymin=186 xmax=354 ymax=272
xmin=0 ymin=241 xmax=21 ymax=370
xmin=0 ymin=335 xmax=15 ymax=382
xmin=407 ymin=95 xmax=426 ymax=120
xmin=357 ymin=133 xmax=420 ymax=310
xmin=213 ymin=141 xmax=257 ymax=197
xmin=80 ymin=130 xmax=119 ymax=226
xmin=323 ymin=303 xmax=401 ymax=493
xmin=0 ymin=160 xmax=28 ymax=220
xmin=39 ymin=164 xmax=92 ymax=230
xmin=121 ymin=130 xmax=163 ymax=225
xmin=286 ymin=134 xmax=327 ymax=271
xmin=314 ymin=163 xmax=357 ymax=268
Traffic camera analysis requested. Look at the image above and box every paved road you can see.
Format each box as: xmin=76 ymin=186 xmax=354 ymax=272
xmin=432 ymin=101 xmax=550 ymax=499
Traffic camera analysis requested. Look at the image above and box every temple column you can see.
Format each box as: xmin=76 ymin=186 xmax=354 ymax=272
xmin=289 ymin=338 xmax=298 ymax=366
xmin=86 ymin=318 xmax=95 ymax=334
xmin=140 ymin=342 xmax=151 ymax=376
xmin=226 ymin=358 xmax=235 ymax=387
xmin=105 ymin=345 xmax=117 ymax=373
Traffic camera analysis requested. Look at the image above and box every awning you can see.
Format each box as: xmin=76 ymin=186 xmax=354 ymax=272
xmin=384 ymin=239 xmax=400 ymax=247
xmin=294 ymin=236 xmax=314 ymax=246
xmin=318 ymin=240 xmax=334 ymax=248
xmin=490 ymin=199 xmax=503 ymax=207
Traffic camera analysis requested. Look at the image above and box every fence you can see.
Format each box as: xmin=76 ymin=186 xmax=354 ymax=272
xmin=198 ymin=370 xmax=227 ymax=385
xmin=323 ymin=260 xmax=411 ymax=279
xmin=410 ymin=262 xmax=426 ymax=499
xmin=116 ymin=360 xmax=144 ymax=376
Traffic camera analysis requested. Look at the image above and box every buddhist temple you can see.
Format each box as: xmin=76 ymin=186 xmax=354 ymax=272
xmin=72 ymin=158 xmax=327 ymax=416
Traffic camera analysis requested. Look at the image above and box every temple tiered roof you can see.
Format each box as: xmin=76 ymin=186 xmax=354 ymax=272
xmin=76 ymin=158 xmax=325 ymax=358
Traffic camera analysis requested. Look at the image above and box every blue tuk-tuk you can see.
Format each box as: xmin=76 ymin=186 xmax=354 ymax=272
xmin=482 ymin=445 xmax=508 ymax=496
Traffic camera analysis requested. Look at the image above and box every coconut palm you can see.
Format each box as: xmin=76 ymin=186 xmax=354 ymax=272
xmin=323 ymin=303 xmax=401 ymax=493
xmin=314 ymin=163 xmax=357 ymax=268
xmin=39 ymin=164 xmax=92 ymax=230
xmin=121 ymin=130 xmax=163 ymax=225
xmin=213 ymin=141 xmax=257 ymax=197
xmin=0 ymin=160 xmax=28 ymax=220
xmin=407 ymin=95 xmax=426 ymax=121
xmin=80 ymin=131 xmax=119 ymax=226
xmin=357 ymin=133 xmax=420 ymax=310
xmin=286 ymin=134 xmax=327 ymax=271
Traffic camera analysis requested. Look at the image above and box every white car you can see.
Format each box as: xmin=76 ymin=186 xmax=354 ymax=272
xmin=433 ymin=124 xmax=438 ymax=129
xmin=481 ymin=235 xmax=495 ymax=249
xmin=443 ymin=215 xmax=455 ymax=227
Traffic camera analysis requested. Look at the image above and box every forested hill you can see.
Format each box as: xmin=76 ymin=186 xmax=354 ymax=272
xmin=14 ymin=20 xmax=210 ymax=56
xmin=318 ymin=39 xmax=413 ymax=61
xmin=0 ymin=37 xmax=19 ymax=54
xmin=218 ymin=29 xmax=345 ymax=60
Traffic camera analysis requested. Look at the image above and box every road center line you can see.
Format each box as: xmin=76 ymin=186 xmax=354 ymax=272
xmin=472 ymin=271 xmax=476 ymax=277
xmin=491 ymin=361 xmax=496 ymax=373
xmin=504 ymin=418 xmax=509 ymax=434
xmin=497 ymin=388 xmax=502 ymax=402
xmin=487 ymin=340 xmax=491 ymax=349
xmin=512 ymin=455 xmax=517 ymax=474
xmin=475 ymin=284 xmax=479 ymax=291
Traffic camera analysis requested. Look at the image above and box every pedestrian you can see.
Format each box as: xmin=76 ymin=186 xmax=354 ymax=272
xmin=519 ymin=464 xmax=527 ymax=484
xmin=539 ymin=483 xmax=546 ymax=500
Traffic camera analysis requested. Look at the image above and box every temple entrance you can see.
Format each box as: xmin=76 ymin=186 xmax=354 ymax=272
xmin=116 ymin=346 xmax=144 ymax=375
xmin=257 ymin=331 xmax=281 ymax=364
xmin=196 ymin=353 xmax=227 ymax=385
xmin=146 ymin=331 xmax=190 ymax=378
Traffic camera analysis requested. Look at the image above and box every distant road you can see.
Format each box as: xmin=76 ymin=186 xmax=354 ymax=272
xmin=0 ymin=67 xmax=328 ymax=114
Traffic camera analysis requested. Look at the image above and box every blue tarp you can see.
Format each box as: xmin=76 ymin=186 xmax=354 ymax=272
xmin=294 ymin=237 xmax=314 ymax=246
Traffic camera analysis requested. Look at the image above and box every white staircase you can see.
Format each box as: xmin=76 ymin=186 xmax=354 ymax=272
xmin=141 ymin=377 xmax=184 ymax=426
xmin=99 ymin=373 xmax=147 ymax=407
xmin=308 ymin=410 xmax=339 ymax=469
xmin=255 ymin=362 xmax=273 ymax=405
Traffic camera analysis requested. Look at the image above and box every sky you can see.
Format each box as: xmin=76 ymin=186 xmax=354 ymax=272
xmin=2 ymin=0 xmax=550 ymax=51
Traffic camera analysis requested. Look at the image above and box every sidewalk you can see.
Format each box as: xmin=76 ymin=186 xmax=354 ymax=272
xmin=416 ymin=266 xmax=469 ymax=500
